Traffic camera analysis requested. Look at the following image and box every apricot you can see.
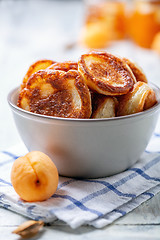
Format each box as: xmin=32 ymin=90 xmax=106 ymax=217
xmin=11 ymin=151 xmax=59 ymax=202
xmin=151 ymin=32 xmax=160 ymax=54
xmin=80 ymin=22 xmax=110 ymax=49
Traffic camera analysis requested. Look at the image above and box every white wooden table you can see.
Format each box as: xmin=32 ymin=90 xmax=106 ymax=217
xmin=0 ymin=0 xmax=160 ymax=239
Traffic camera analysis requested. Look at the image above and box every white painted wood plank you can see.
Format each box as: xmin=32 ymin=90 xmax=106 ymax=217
xmin=1 ymin=225 xmax=160 ymax=240
xmin=116 ymin=192 xmax=160 ymax=225
xmin=0 ymin=207 xmax=27 ymax=226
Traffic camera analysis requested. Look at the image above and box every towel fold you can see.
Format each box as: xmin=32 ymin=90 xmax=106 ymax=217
xmin=1 ymin=127 xmax=160 ymax=229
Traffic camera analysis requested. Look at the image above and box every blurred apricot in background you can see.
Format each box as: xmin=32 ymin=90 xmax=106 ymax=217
xmin=80 ymin=0 xmax=126 ymax=48
xmin=151 ymin=32 xmax=160 ymax=54
xmin=80 ymin=0 xmax=160 ymax=50
xmin=128 ymin=0 xmax=160 ymax=48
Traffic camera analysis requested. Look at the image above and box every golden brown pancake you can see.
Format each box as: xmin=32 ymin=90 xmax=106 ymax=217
xmin=18 ymin=69 xmax=92 ymax=119
xmin=123 ymin=58 xmax=148 ymax=83
xmin=21 ymin=60 xmax=55 ymax=90
xmin=91 ymin=93 xmax=117 ymax=118
xmin=78 ymin=51 xmax=136 ymax=96
xmin=48 ymin=61 xmax=78 ymax=72
xmin=117 ymin=81 xmax=157 ymax=116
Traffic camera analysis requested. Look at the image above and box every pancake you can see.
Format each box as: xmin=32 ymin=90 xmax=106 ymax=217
xmin=48 ymin=61 xmax=78 ymax=72
xmin=18 ymin=69 xmax=92 ymax=119
xmin=21 ymin=60 xmax=55 ymax=90
xmin=117 ymin=81 xmax=157 ymax=116
xmin=91 ymin=93 xmax=117 ymax=118
xmin=123 ymin=58 xmax=148 ymax=83
xmin=78 ymin=51 xmax=136 ymax=96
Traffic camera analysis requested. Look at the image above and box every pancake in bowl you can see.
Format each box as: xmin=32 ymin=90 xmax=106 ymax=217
xmin=117 ymin=81 xmax=157 ymax=116
xmin=48 ymin=61 xmax=78 ymax=72
xmin=91 ymin=93 xmax=117 ymax=118
xmin=18 ymin=69 xmax=92 ymax=119
xmin=123 ymin=58 xmax=148 ymax=83
xmin=78 ymin=51 xmax=136 ymax=96
xmin=21 ymin=59 xmax=55 ymax=90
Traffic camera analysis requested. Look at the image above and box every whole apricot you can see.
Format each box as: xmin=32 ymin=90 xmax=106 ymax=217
xmin=151 ymin=32 xmax=160 ymax=54
xmin=80 ymin=22 xmax=110 ymax=49
xmin=11 ymin=151 xmax=59 ymax=202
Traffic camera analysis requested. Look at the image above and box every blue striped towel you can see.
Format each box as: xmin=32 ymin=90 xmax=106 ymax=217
xmin=1 ymin=127 xmax=160 ymax=229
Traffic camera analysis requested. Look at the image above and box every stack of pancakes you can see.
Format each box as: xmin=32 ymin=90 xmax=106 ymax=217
xmin=17 ymin=51 xmax=157 ymax=119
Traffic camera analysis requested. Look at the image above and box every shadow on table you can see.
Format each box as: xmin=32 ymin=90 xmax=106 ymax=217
xmin=45 ymin=220 xmax=97 ymax=235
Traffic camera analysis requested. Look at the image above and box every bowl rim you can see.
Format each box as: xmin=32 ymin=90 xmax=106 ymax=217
xmin=8 ymin=82 xmax=160 ymax=123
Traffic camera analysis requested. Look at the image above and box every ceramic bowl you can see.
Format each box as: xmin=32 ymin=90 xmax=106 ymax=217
xmin=8 ymin=83 xmax=160 ymax=178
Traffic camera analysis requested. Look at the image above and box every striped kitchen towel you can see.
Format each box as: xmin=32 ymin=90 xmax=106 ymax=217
xmin=0 ymin=129 xmax=160 ymax=229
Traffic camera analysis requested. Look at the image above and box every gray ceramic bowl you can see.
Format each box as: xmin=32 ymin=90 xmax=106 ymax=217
xmin=8 ymin=83 xmax=160 ymax=178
